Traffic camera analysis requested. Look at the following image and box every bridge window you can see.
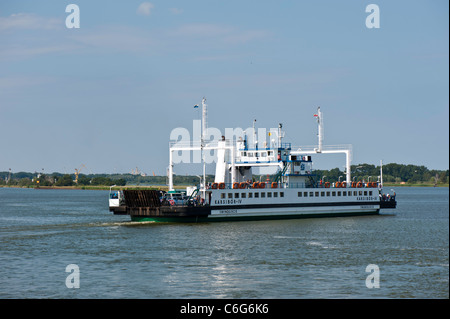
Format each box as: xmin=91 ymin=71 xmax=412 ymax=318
xmin=248 ymin=193 xmax=253 ymax=198
xmin=221 ymin=193 xmax=225 ymax=199
xmin=235 ymin=193 xmax=239 ymax=198
xmin=228 ymin=193 xmax=233 ymax=199
xmin=241 ymin=193 xmax=246 ymax=198
xmin=298 ymin=192 xmax=302 ymax=197
xmin=280 ymin=192 xmax=284 ymax=197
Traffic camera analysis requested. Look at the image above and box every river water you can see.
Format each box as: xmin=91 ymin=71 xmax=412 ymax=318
xmin=0 ymin=187 xmax=448 ymax=299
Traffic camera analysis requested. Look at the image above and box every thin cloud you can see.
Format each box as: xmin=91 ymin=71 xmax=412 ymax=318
xmin=0 ymin=13 xmax=61 ymax=32
xmin=169 ymin=8 xmax=183 ymax=15
xmin=223 ymin=30 xmax=272 ymax=44
xmin=169 ymin=23 xmax=233 ymax=38
xmin=0 ymin=10 xmax=270 ymax=62
xmin=0 ymin=44 xmax=76 ymax=61
xmin=68 ymin=26 xmax=156 ymax=53
xmin=137 ymin=2 xmax=154 ymax=16
xmin=167 ymin=23 xmax=271 ymax=44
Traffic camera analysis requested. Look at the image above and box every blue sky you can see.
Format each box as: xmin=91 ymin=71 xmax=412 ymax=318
xmin=0 ymin=1 xmax=448 ymax=175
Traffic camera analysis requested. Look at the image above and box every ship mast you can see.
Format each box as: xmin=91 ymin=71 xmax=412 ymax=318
xmin=278 ymin=123 xmax=283 ymax=147
xmin=201 ymin=97 xmax=207 ymax=199
xmin=315 ymin=106 xmax=323 ymax=153
xmin=291 ymin=107 xmax=352 ymax=184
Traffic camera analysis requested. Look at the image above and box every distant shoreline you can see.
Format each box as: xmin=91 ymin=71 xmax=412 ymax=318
xmin=1 ymin=183 xmax=448 ymax=190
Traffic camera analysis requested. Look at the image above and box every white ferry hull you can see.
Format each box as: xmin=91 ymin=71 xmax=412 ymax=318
xmin=209 ymin=205 xmax=379 ymax=221
xmin=123 ymin=188 xmax=382 ymax=222
xmin=129 ymin=205 xmax=379 ymax=223
xmin=208 ymin=187 xmax=380 ymax=220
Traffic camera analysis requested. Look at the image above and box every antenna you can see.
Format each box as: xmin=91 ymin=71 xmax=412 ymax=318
xmin=253 ymin=119 xmax=257 ymax=149
xmin=201 ymin=97 xmax=207 ymax=142
xmin=201 ymin=97 xmax=207 ymax=201
xmin=278 ymin=123 xmax=283 ymax=148
xmin=315 ymin=107 xmax=323 ymax=153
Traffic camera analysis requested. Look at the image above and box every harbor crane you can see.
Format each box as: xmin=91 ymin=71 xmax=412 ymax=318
xmin=74 ymin=164 xmax=87 ymax=184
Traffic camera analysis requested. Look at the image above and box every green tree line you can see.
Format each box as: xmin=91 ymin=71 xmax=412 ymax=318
xmin=0 ymin=163 xmax=448 ymax=187
xmin=313 ymin=163 xmax=448 ymax=185
xmin=0 ymin=172 xmax=126 ymax=187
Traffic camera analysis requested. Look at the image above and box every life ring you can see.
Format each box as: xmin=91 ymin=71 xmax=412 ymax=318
xmin=168 ymin=199 xmax=175 ymax=206
xmin=335 ymin=182 xmax=341 ymax=188
xmin=233 ymin=182 xmax=239 ymax=189
xmin=219 ymin=183 xmax=225 ymax=189
xmin=356 ymin=181 xmax=363 ymax=188
xmin=239 ymin=182 xmax=246 ymax=189
xmin=341 ymin=182 xmax=347 ymax=188
xmin=252 ymin=182 xmax=259 ymax=188
xmin=324 ymin=182 xmax=330 ymax=188
xmin=351 ymin=182 xmax=356 ymax=188
xmin=211 ymin=183 xmax=218 ymax=189
xmin=271 ymin=182 xmax=278 ymax=189
xmin=259 ymin=182 xmax=266 ymax=189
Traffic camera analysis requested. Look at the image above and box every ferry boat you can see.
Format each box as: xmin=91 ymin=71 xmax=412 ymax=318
xmin=109 ymin=100 xmax=396 ymax=222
